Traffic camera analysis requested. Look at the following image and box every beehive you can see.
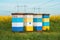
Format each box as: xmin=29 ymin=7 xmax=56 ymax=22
xmin=12 ymin=13 xmax=50 ymax=32
xmin=33 ymin=14 xmax=42 ymax=31
xmin=42 ymin=14 xmax=50 ymax=30
xmin=24 ymin=13 xmax=33 ymax=31
xmin=12 ymin=13 xmax=24 ymax=32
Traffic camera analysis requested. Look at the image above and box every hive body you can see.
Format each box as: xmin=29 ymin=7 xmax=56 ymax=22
xmin=33 ymin=15 xmax=42 ymax=31
xmin=12 ymin=15 xmax=24 ymax=32
xmin=24 ymin=15 xmax=33 ymax=31
xmin=42 ymin=14 xmax=50 ymax=30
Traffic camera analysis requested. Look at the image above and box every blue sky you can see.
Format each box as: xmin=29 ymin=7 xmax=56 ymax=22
xmin=0 ymin=0 xmax=60 ymax=15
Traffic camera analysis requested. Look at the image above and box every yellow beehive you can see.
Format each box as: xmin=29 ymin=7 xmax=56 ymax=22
xmin=24 ymin=14 xmax=33 ymax=31
xmin=42 ymin=14 xmax=50 ymax=31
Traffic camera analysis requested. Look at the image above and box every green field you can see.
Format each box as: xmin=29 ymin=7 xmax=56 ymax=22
xmin=0 ymin=16 xmax=60 ymax=40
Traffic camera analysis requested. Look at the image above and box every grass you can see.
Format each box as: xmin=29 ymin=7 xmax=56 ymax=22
xmin=0 ymin=15 xmax=60 ymax=40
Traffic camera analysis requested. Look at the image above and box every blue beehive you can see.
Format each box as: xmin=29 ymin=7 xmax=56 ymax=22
xmin=33 ymin=14 xmax=42 ymax=31
xmin=12 ymin=13 xmax=24 ymax=32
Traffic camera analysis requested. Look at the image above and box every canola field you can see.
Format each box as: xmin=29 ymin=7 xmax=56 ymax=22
xmin=0 ymin=15 xmax=60 ymax=40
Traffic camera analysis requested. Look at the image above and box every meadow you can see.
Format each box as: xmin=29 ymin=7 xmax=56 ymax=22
xmin=0 ymin=15 xmax=60 ymax=40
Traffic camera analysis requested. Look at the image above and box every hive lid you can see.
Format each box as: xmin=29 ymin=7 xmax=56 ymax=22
xmin=12 ymin=13 xmax=34 ymax=15
xmin=12 ymin=13 xmax=24 ymax=15
xmin=34 ymin=13 xmax=50 ymax=15
xmin=12 ymin=13 xmax=50 ymax=15
xmin=24 ymin=13 xmax=34 ymax=15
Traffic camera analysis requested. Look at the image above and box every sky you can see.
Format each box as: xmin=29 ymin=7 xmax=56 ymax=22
xmin=0 ymin=0 xmax=60 ymax=15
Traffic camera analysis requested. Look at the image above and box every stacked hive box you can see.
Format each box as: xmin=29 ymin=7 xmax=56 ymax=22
xmin=12 ymin=13 xmax=24 ymax=32
xmin=42 ymin=14 xmax=50 ymax=30
xmin=24 ymin=13 xmax=33 ymax=31
xmin=33 ymin=14 xmax=42 ymax=31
